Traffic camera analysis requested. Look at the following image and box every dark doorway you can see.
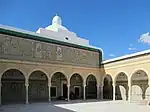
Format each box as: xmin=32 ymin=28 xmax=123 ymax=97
xmin=86 ymin=75 xmax=97 ymax=99
xmin=75 ymin=87 xmax=80 ymax=98
xmin=63 ymin=84 xmax=67 ymax=98
xmin=103 ymin=75 xmax=113 ymax=100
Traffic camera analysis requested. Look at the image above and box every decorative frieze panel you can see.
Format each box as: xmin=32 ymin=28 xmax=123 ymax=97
xmin=34 ymin=42 xmax=43 ymax=59
xmin=0 ymin=34 xmax=100 ymax=67
xmin=56 ymin=46 xmax=63 ymax=61
xmin=42 ymin=43 xmax=53 ymax=60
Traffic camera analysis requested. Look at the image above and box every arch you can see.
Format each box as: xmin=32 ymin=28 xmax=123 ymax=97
xmin=50 ymin=70 xmax=68 ymax=80
xmin=131 ymin=85 xmax=143 ymax=101
xmin=103 ymin=74 xmax=113 ymax=85
xmin=115 ymin=72 xmax=128 ymax=100
xmin=86 ymin=74 xmax=97 ymax=84
xmin=131 ymin=68 xmax=149 ymax=78
xmin=70 ymin=73 xmax=83 ymax=99
xmin=51 ymin=72 xmax=68 ymax=82
xmin=131 ymin=69 xmax=149 ymax=101
xmin=86 ymin=74 xmax=97 ymax=99
xmin=1 ymin=69 xmax=25 ymax=79
xmin=69 ymin=72 xmax=84 ymax=83
xmin=131 ymin=70 xmax=148 ymax=82
xmin=1 ymin=67 xmax=26 ymax=79
xmin=70 ymin=73 xmax=83 ymax=84
xmin=1 ymin=69 xmax=26 ymax=104
xmin=28 ymin=70 xmax=49 ymax=102
xmin=28 ymin=69 xmax=49 ymax=80
xmin=103 ymin=74 xmax=113 ymax=100
xmin=29 ymin=70 xmax=48 ymax=80
xmin=115 ymin=72 xmax=128 ymax=83
xmin=51 ymin=72 xmax=68 ymax=100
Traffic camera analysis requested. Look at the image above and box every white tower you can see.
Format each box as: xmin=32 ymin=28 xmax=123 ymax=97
xmin=36 ymin=14 xmax=90 ymax=46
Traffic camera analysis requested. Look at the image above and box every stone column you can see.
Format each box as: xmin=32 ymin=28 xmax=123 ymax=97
xmin=97 ymin=84 xmax=100 ymax=99
xmin=128 ymin=79 xmax=131 ymax=102
xmin=100 ymin=84 xmax=103 ymax=100
xmin=83 ymin=84 xmax=86 ymax=100
xmin=25 ymin=82 xmax=29 ymax=104
xmin=67 ymin=84 xmax=70 ymax=101
xmin=48 ymin=82 xmax=51 ymax=102
xmin=113 ymin=82 xmax=116 ymax=101
xmin=0 ymin=82 xmax=1 ymax=105
xmin=148 ymin=79 xmax=150 ymax=87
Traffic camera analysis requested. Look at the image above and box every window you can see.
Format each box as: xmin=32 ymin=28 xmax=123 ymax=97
xmin=65 ymin=37 xmax=69 ymax=40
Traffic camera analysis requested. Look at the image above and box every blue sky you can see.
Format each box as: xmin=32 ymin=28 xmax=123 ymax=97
xmin=0 ymin=0 xmax=150 ymax=60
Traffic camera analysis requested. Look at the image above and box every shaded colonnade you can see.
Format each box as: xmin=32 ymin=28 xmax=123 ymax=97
xmin=1 ymin=69 xmax=26 ymax=104
xmin=86 ymin=75 xmax=97 ymax=99
xmin=103 ymin=74 xmax=113 ymax=100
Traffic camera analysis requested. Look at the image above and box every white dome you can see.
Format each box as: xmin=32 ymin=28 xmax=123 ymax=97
xmin=52 ymin=15 xmax=62 ymax=25
xmin=45 ymin=15 xmax=68 ymax=31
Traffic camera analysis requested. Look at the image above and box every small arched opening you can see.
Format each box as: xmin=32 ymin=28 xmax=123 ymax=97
xmin=103 ymin=74 xmax=113 ymax=100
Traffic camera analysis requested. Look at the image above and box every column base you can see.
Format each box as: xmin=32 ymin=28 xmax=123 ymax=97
xmin=26 ymin=101 xmax=29 ymax=104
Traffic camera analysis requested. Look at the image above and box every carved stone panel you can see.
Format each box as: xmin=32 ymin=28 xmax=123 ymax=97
xmin=19 ymin=38 xmax=33 ymax=57
xmin=0 ymin=33 xmax=100 ymax=67
xmin=43 ymin=43 xmax=53 ymax=60
xmin=56 ymin=46 xmax=63 ymax=61
xmin=34 ymin=42 xmax=43 ymax=59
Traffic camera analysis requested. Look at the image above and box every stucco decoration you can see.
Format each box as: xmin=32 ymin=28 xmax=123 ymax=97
xmin=56 ymin=46 xmax=62 ymax=60
xmin=0 ymin=34 xmax=100 ymax=67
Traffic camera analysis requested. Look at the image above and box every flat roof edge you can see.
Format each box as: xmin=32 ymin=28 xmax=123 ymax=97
xmin=102 ymin=49 xmax=150 ymax=64
xmin=0 ymin=24 xmax=102 ymax=53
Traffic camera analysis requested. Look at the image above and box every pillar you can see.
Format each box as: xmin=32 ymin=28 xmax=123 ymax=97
xmin=148 ymin=78 xmax=150 ymax=87
xmin=83 ymin=84 xmax=86 ymax=100
xmin=25 ymin=80 xmax=29 ymax=104
xmin=128 ymin=78 xmax=131 ymax=102
xmin=100 ymin=84 xmax=103 ymax=100
xmin=67 ymin=84 xmax=70 ymax=101
xmin=97 ymin=84 xmax=100 ymax=99
xmin=113 ymin=82 xmax=116 ymax=101
xmin=0 ymin=82 xmax=1 ymax=105
xmin=48 ymin=82 xmax=51 ymax=102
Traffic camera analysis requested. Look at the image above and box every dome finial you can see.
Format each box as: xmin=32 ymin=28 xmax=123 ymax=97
xmin=52 ymin=14 xmax=62 ymax=25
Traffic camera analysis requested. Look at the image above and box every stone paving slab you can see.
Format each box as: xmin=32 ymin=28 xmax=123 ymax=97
xmin=0 ymin=103 xmax=74 ymax=112
xmin=0 ymin=101 xmax=150 ymax=112
xmin=55 ymin=101 xmax=150 ymax=112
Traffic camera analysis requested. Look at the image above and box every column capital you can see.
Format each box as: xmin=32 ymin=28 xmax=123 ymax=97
xmin=67 ymin=84 xmax=70 ymax=87
xmin=113 ymin=82 xmax=116 ymax=86
xmin=100 ymin=84 xmax=103 ymax=87
xmin=83 ymin=84 xmax=86 ymax=87
xmin=97 ymin=85 xmax=101 ymax=89
xmin=48 ymin=83 xmax=51 ymax=87
xmin=128 ymin=80 xmax=131 ymax=85
xmin=25 ymin=83 xmax=29 ymax=87
xmin=148 ymin=81 xmax=150 ymax=87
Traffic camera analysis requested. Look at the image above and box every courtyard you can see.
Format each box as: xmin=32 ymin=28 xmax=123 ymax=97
xmin=0 ymin=100 xmax=150 ymax=112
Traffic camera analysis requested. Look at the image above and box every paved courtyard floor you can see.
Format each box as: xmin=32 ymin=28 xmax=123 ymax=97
xmin=0 ymin=100 xmax=150 ymax=112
